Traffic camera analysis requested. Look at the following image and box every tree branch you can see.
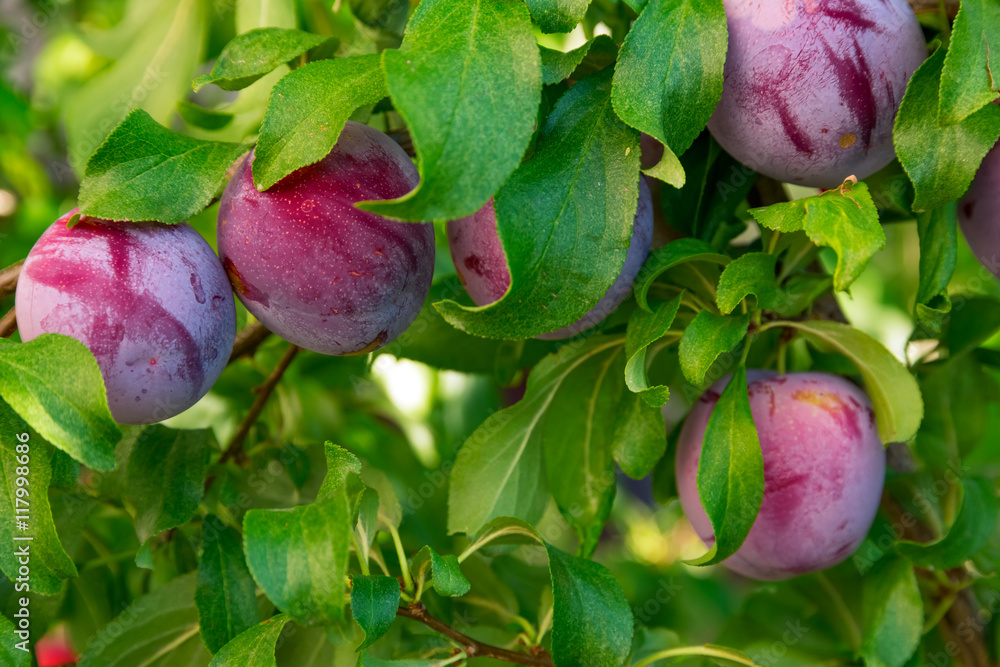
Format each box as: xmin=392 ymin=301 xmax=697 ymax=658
xmin=0 ymin=260 xmax=22 ymax=300
xmin=397 ymin=603 xmax=553 ymax=667
xmin=0 ymin=308 xmax=16 ymax=338
xmin=229 ymin=321 xmax=272 ymax=363
xmin=219 ymin=343 xmax=300 ymax=465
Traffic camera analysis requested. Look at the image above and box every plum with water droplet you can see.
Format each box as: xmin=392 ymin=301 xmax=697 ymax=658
xmin=15 ymin=211 xmax=236 ymax=424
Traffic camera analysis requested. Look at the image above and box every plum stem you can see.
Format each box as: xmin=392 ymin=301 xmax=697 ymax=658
xmin=219 ymin=343 xmax=300 ymax=465
xmin=0 ymin=259 xmax=22 ymax=299
xmin=396 ymin=602 xmax=554 ymax=666
xmin=382 ymin=517 xmax=414 ymax=594
xmin=229 ymin=321 xmax=272 ymax=363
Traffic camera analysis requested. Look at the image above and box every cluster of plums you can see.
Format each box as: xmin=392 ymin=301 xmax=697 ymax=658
xmin=15 ymin=0 xmax=942 ymax=579
xmin=15 ymin=120 xmax=654 ymax=424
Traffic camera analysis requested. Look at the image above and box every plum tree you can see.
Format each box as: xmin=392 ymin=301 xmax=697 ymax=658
xmin=708 ymin=0 xmax=926 ymax=188
xmin=959 ymin=141 xmax=1000 ymax=278
xmin=675 ymin=371 xmax=886 ymax=580
xmin=217 ymin=121 xmax=435 ymax=356
xmin=15 ymin=211 xmax=236 ymax=424
xmin=447 ymin=177 xmax=654 ymax=339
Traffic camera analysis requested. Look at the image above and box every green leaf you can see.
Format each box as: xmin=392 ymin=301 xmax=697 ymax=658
xmin=946 ymin=296 xmax=1000 ymax=358
xmin=780 ymin=321 xmax=923 ymax=443
xmin=49 ymin=449 xmax=80 ymax=490
xmin=77 ymin=573 xmax=211 ymax=667
xmin=861 ymin=558 xmax=922 ymax=667
xmin=209 ymin=615 xmax=292 ymax=667
xmin=612 ymin=0 xmax=727 ymax=180
xmin=0 ymin=402 xmax=78 ymax=595
xmin=0 ymin=613 xmax=30 ymax=666
xmin=687 ymin=367 xmax=764 ymax=566
xmin=243 ymin=448 xmax=354 ymax=625
xmin=715 ymin=253 xmax=780 ymax=314
xmin=634 ymin=238 xmax=729 ymax=312
xmin=318 ymin=442 xmax=362 ymax=499
xmin=625 ymin=295 xmax=682 ymax=406
xmin=938 ymin=0 xmax=1000 ymax=124
xmin=896 ymin=477 xmax=998 ymax=570
xmin=525 ymin=0 xmax=591 ymax=33
xmin=126 ymin=425 xmax=210 ymax=544
xmin=412 ymin=546 xmax=471 ymax=597
xmin=540 ymin=344 xmax=624 ymax=553
xmin=749 ymin=181 xmax=884 ymax=292
xmin=192 ymin=28 xmax=333 ymax=92
xmin=539 ymin=37 xmax=615 ymax=85
xmin=914 ymin=205 xmax=957 ymax=336
xmin=196 ymin=517 xmax=259 ymax=654
xmin=894 ymin=45 xmax=1000 ymax=212
xmin=79 ymin=110 xmax=250 ymax=224
xmin=447 ymin=337 xmax=623 ymax=535
xmin=377 ymin=281 xmax=554 ymax=376
xmin=678 ymin=311 xmax=749 ymax=388
xmin=0 ymin=335 xmax=119 ymax=471
xmin=545 ymin=542 xmax=633 ymax=667
xmin=359 ymin=0 xmax=540 ymax=221
xmin=177 ymin=101 xmax=235 ymax=130
xmin=613 ymin=388 xmax=668 ymax=480
xmin=435 ymin=68 xmax=641 ymax=339
xmin=252 ymin=55 xmax=388 ymax=191
xmin=350 ymin=575 xmax=400 ymax=650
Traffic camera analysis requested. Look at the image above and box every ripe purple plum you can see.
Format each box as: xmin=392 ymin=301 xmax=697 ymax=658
xmin=959 ymin=141 xmax=1000 ymax=278
xmin=15 ymin=211 xmax=236 ymax=424
xmin=447 ymin=178 xmax=654 ymax=339
xmin=708 ymin=0 xmax=926 ymax=188
xmin=217 ymin=121 xmax=434 ymax=356
xmin=676 ymin=371 xmax=886 ymax=581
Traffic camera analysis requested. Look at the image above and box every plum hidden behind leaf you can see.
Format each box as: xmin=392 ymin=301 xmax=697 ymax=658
xmin=677 ymin=371 xmax=886 ymax=580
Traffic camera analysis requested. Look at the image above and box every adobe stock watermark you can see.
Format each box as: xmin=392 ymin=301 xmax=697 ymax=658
xmin=749 ymin=619 xmax=811 ymax=666
xmin=2 ymin=0 xmax=69 ymax=59
xmin=9 ymin=431 xmax=32 ymax=653
xmin=75 ymin=598 xmax=147 ymax=666
xmin=632 ymin=577 xmax=683 ymax=625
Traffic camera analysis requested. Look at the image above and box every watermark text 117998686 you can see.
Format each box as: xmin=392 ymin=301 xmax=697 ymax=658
xmin=12 ymin=431 xmax=31 ymax=653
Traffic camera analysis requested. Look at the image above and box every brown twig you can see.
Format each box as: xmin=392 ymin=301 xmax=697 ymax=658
xmin=397 ymin=602 xmax=553 ymax=666
xmin=0 ymin=260 xmax=22 ymax=299
xmin=0 ymin=308 xmax=15 ymax=338
xmin=908 ymin=0 xmax=959 ymax=17
xmin=229 ymin=321 xmax=272 ymax=363
xmin=218 ymin=343 xmax=300 ymax=465
xmin=883 ymin=443 xmax=990 ymax=667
